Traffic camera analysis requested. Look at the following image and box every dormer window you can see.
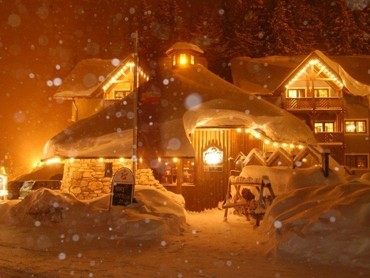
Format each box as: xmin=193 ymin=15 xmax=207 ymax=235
xmin=172 ymin=53 xmax=195 ymax=66
xmin=166 ymin=42 xmax=204 ymax=68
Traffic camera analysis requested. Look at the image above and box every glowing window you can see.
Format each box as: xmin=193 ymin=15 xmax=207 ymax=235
xmin=179 ymin=54 xmax=188 ymax=65
xmin=190 ymin=55 xmax=195 ymax=65
xmin=345 ymin=120 xmax=367 ymax=133
xmin=286 ymin=88 xmax=306 ymax=98
xmin=314 ymin=122 xmax=334 ymax=133
xmin=345 ymin=155 xmax=368 ymax=169
xmin=314 ymin=88 xmax=329 ymax=98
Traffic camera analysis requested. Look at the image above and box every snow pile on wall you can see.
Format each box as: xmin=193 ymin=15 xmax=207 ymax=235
xmin=260 ymin=176 xmax=370 ymax=270
xmin=1 ymin=185 xmax=187 ymax=241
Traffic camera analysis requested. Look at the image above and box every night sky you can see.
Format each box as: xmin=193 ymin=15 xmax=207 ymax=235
xmin=0 ymin=0 xmax=157 ymax=176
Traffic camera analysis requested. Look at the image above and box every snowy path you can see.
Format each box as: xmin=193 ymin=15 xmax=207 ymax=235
xmin=0 ymin=210 xmax=368 ymax=278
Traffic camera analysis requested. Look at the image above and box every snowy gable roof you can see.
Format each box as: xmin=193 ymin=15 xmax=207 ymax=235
xmin=165 ymin=42 xmax=204 ymax=56
xmin=231 ymin=50 xmax=370 ymax=97
xmin=43 ymin=60 xmax=316 ymax=160
xmin=54 ymin=55 xmax=135 ymax=99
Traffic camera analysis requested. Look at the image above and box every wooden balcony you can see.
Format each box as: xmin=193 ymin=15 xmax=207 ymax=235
xmin=284 ymin=97 xmax=343 ymax=111
xmin=314 ymin=132 xmax=344 ymax=144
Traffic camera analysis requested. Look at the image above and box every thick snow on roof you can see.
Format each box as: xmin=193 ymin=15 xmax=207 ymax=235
xmin=231 ymin=50 xmax=370 ymax=97
xmin=53 ymin=58 xmax=120 ymax=99
xmin=166 ymin=42 xmax=204 ymax=56
xmin=43 ymin=62 xmax=315 ymax=159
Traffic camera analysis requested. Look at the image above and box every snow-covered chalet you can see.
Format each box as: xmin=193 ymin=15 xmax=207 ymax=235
xmin=231 ymin=51 xmax=370 ymax=176
xmin=44 ymin=42 xmax=319 ymax=211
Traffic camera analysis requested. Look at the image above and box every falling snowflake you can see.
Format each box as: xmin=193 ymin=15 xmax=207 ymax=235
xmin=274 ymin=220 xmax=283 ymax=229
xmin=8 ymin=14 xmax=21 ymax=27
xmin=111 ymin=58 xmax=120 ymax=66
xmin=58 ymin=252 xmax=66 ymax=260
xmin=185 ymin=93 xmax=202 ymax=110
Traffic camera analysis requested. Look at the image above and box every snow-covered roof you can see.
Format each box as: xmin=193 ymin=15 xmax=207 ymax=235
xmin=231 ymin=50 xmax=370 ymax=97
xmin=54 ymin=55 xmax=135 ymax=99
xmin=43 ymin=60 xmax=316 ymax=159
xmin=166 ymin=42 xmax=204 ymax=56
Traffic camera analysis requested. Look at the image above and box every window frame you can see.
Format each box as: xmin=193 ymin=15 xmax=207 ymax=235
xmin=314 ymin=88 xmax=330 ymax=98
xmin=344 ymin=119 xmax=368 ymax=134
xmin=345 ymin=154 xmax=369 ymax=169
xmin=314 ymin=121 xmax=335 ymax=133
xmin=286 ymin=88 xmax=307 ymax=98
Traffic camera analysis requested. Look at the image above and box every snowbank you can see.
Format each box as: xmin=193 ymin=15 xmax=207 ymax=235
xmin=238 ymin=165 xmax=345 ymax=195
xmin=260 ymin=176 xmax=370 ymax=270
xmin=1 ymin=185 xmax=187 ymax=241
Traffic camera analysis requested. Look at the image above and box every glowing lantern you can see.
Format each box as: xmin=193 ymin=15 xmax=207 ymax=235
xmin=166 ymin=42 xmax=204 ymax=68
xmin=203 ymin=147 xmax=223 ymax=165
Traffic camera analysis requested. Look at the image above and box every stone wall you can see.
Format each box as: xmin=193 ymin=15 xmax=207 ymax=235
xmin=61 ymin=158 xmax=162 ymax=200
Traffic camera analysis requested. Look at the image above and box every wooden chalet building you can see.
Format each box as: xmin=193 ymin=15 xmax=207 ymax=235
xmin=231 ymin=50 xmax=370 ymax=176
xmin=44 ymin=43 xmax=317 ymax=211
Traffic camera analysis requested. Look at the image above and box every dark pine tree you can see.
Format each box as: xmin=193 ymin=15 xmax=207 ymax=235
xmin=287 ymin=0 xmax=324 ymax=53
xmin=320 ymin=0 xmax=367 ymax=54
xmin=190 ymin=6 xmax=230 ymax=72
xmin=232 ymin=0 xmax=271 ymax=58
xmin=267 ymin=0 xmax=306 ymax=55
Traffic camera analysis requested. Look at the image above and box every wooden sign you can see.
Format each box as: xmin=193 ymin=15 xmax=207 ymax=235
xmin=111 ymin=167 xmax=135 ymax=207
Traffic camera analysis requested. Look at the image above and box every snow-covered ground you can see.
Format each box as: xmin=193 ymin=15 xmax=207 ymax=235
xmin=0 ymin=167 xmax=370 ymax=277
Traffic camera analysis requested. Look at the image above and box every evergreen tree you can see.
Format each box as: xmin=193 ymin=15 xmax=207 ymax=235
xmin=320 ymin=0 xmax=366 ymax=54
xmin=267 ymin=0 xmax=305 ymax=55
xmin=190 ymin=6 xmax=230 ymax=76
xmin=232 ymin=0 xmax=270 ymax=57
xmin=287 ymin=0 xmax=324 ymax=53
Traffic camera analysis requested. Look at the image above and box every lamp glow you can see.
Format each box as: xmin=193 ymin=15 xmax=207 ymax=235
xmin=203 ymin=147 xmax=223 ymax=165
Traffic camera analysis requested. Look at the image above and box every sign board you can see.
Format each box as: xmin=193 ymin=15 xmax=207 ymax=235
xmin=111 ymin=167 xmax=135 ymax=207
xmin=203 ymin=146 xmax=224 ymax=172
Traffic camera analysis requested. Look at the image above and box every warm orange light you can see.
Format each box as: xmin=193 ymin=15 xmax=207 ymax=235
xmin=179 ymin=54 xmax=188 ymax=65
xmin=45 ymin=157 xmax=62 ymax=165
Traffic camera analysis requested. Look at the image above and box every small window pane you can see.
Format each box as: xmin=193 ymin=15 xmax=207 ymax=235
xmin=314 ymin=123 xmax=323 ymax=133
xmin=356 ymin=121 xmax=366 ymax=133
xmin=345 ymin=155 xmax=368 ymax=169
xmin=315 ymin=88 xmax=329 ymax=97
xmin=345 ymin=121 xmax=356 ymax=133
xmin=324 ymin=123 xmax=334 ymax=132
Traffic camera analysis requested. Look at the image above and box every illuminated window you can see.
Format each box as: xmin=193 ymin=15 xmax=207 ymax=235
xmin=190 ymin=55 xmax=195 ymax=65
xmin=286 ymin=88 xmax=306 ymax=98
xmin=314 ymin=88 xmax=329 ymax=98
xmin=153 ymin=158 xmax=195 ymax=185
xmin=314 ymin=122 xmax=334 ymax=133
xmin=345 ymin=120 xmax=367 ymax=133
xmin=179 ymin=54 xmax=188 ymax=65
xmin=345 ymin=155 xmax=368 ymax=169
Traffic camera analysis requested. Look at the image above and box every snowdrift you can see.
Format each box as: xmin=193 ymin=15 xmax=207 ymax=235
xmin=260 ymin=174 xmax=370 ymax=270
xmin=1 ymin=185 xmax=187 ymax=241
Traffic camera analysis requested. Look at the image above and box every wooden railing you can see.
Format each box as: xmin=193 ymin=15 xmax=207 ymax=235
xmin=314 ymin=132 xmax=344 ymax=144
xmin=284 ymin=97 xmax=343 ymax=110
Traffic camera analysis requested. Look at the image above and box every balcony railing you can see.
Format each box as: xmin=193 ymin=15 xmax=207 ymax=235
xmin=284 ymin=97 xmax=343 ymax=110
xmin=315 ymin=132 xmax=344 ymax=144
